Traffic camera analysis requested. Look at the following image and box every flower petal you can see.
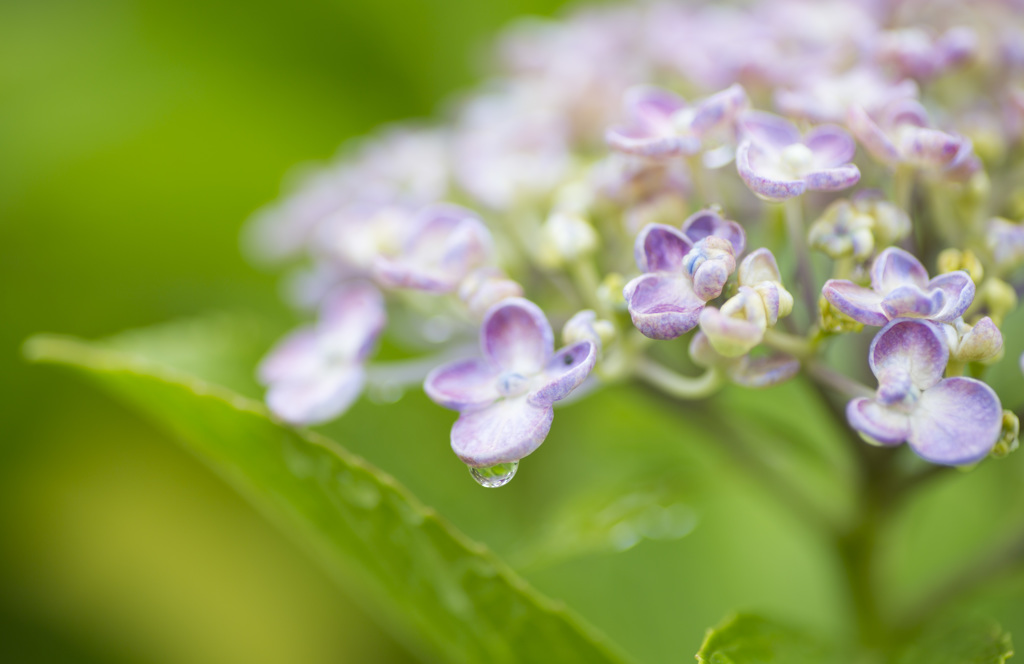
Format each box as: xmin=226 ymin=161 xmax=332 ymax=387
xmin=258 ymin=326 xmax=319 ymax=386
xmin=729 ymin=355 xmax=800 ymax=388
xmin=528 ymin=340 xmax=597 ymax=407
xmin=738 ymin=110 xmax=801 ymax=150
xmin=624 ymin=272 xmax=705 ymax=340
xmin=689 ymin=83 xmax=749 ymax=136
xmin=318 ymin=282 xmax=387 ymax=362
xmin=634 ymin=223 xmax=694 ymax=272
xmin=424 ymin=358 xmax=500 ymax=411
xmin=481 ymin=298 xmax=554 ymax=373
xmin=802 ymin=163 xmax=861 ymax=192
xmin=897 ymin=126 xmax=965 ymax=169
xmin=846 ymin=397 xmax=911 ymax=445
xmin=880 ymin=284 xmax=947 ymax=320
xmin=737 ymin=141 xmax=806 ymax=202
xmin=680 ymin=209 xmax=746 ymax=255
xmin=821 ymin=280 xmax=888 ymax=326
xmin=869 ymin=318 xmax=948 ymax=391
xmin=870 ymin=247 xmax=929 ymax=293
xmin=955 ymin=316 xmax=1003 ymax=363
xmin=847 ymin=105 xmax=900 ymax=165
xmin=908 ymin=377 xmax=1002 ymax=465
xmin=804 ymin=125 xmax=857 ymax=168
xmin=738 ymin=248 xmax=782 ymax=286
xmin=267 ymin=365 xmax=366 ymax=426
xmin=451 ymin=397 xmax=554 ymax=466
xmin=927 ymin=271 xmax=975 ymax=321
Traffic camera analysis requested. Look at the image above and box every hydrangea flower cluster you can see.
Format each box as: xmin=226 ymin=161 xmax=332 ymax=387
xmin=250 ymin=0 xmax=1024 ymax=484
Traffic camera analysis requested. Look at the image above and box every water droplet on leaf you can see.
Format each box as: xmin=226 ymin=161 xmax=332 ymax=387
xmin=469 ymin=461 xmax=519 ymax=488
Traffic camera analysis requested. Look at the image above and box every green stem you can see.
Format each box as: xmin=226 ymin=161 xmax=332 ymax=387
xmin=783 ymin=198 xmax=819 ymax=323
xmin=633 ymin=357 xmax=724 ymax=399
xmin=763 ymin=328 xmax=815 ymax=360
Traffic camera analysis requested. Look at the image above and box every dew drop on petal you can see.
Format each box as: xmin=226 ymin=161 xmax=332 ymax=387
xmin=468 ymin=461 xmax=519 ymax=488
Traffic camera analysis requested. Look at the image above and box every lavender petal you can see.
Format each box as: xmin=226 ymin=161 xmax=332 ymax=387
xmin=528 ymin=340 xmax=597 ymax=407
xmin=869 ymin=319 xmax=948 ymax=391
xmin=822 ymin=280 xmax=889 ymax=326
xmin=424 ymin=358 xmax=501 ymax=411
xmin=635 ymin=223 xmax=695 ymax=272
xmin=908 ymin=377 xmax=1003 ymax=465
xmin=624 ymin=272 xmax=705 ymax=340
xmin=451 ymin=397 xmax=554 ymax=466
xmin=481 ymin=298 xmax=554 ymax=374
xmin=846 ymin=397 xmax=911 ymax=445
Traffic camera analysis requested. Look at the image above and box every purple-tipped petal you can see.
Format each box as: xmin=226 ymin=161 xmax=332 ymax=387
xmin=698 ymin=289 xmax=767 ymax=358
xmin=803 ymin=163 xmax=861 ymax=192
xmin=319 ymin=282 xmax=387 ymax=362
xmin=482 ymin=298 xmax=554 ymax=374
xmin=451 ymin=397 xmax=554 ymax=466
xmin=528 ymin=340 xmax=597 ymax=407
xmin=634 ymin=223 xmax=694 ymax=272
xmin=846 ymin=398 xmax=911 ymax=445
xmin=624 ymin=272 xmax=705 ymax=340
xmin=729 ymin=355 xmax=800 ymax=388
xmin=926 ymin=272 xmax=975 ymax=321
xmin=897 ymin=127 xmax=964 ymax=169
xmin=738 ymin=248 xmax=782 ymax=286
xmin=680 ymin=209 xmax=747 ymax=255
xmin=822 ymin=280 xmax=888 ymax=326
xmin=424 ymin=358 xmax=501 ymax=411
xmin=267 ymin=365 xmax=366 ymax=426
xmin=605 ymin=127 xmax=702 ymax=158
xmin=689 ymin=83 xmax=749 ymax=136
xmin=908 ymin=377 xmax=1002 ymax=465
xmin=692 ymin=258 xmax=732 ymax=301
xmin=606 ymin=86 xmax=700 ymax=158
xmin=804 ymin=125 xmax=857 ymax=167
xmin=258 ymin=327 xmax=318 ymax=386
xmin=956 ymin=317 xmax=1003 ymax=363
xmin=847 ymin=105 xmax=900 ymax=164
xmin=737 ymin=141 xmax=806 ymax=202
xmin=869 ymin=319 xmax=948 ymax=391
xmin=374 ymin=206 xmax=493 ymax=292
xmin=738 ymin=110 xmax=801 ymax=150
xmin=880 ymin=285 xmax=947 ymax=320
xmin=870 ymin=247 xmax=929 ymax=292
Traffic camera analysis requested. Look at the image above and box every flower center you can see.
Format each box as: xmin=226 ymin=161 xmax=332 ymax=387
xmin=780 ymin=143 xmax=814 ymax=174
xmin=496 ymin=371 xmax=531 ymax=397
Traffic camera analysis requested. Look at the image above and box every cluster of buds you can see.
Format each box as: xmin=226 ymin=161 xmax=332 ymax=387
xmin=251 ymin=0 xmax=1024 ymax=484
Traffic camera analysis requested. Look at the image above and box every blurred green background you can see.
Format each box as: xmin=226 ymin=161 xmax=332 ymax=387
xmin=0 ymin=1 xmax=580 ymax=661
xmin=5 ymin=1 xmax=1024 ymax=663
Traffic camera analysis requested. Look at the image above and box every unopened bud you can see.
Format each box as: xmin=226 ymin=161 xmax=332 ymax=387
xmin=819 ymin=295 xmax=864 ymax=334
xmin=937 ymin=248 xmax=984 ymax=284
xmin=599 ymin=273 xmax=627 ymax=310
xmin=537 ymin=211 xmax=599 ymax=267
xmin=979 ymin=277 xmax=1018 ymax=326
xmin=562 ymin=310 xmax=616 ymax=353
xmin=991 ymin=411 xmax=1020 ymax=458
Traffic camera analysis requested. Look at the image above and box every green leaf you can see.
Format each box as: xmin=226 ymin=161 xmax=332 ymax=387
xmin=695 ymin=614 xmax=832 ymax=664
xmin=890 ymin=618 xmax=1014 ymax=664
xmin=24 ymin=334 xmax=632 ymax=664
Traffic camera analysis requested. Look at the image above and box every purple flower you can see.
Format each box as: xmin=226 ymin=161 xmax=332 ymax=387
xmin=846 ymin=319 xmax=1002 ymax=465
xmin=775 ymin=68 xmax=918 ymax=124
xmin=605 ymin=84 xmax=749 ymax=163
xmin=373 ymin=204 xmax=493 ymax=293
xmin=623 ymin=209 xmax=746 ymax=340
xmin=823 ymin=247 xmax=975 ymax=326
xmin=736 ymin=111 xmax=861 ymax=202
xmin=605 ymin=86 xmax=701 ymax=158
xmin=847 ymin=99 xmax=981 ymax=180
xmin=873 ymin=27 xmax=977 ymax=81
xmin=987 ymin=217 xmax=1024 ymax=274
xmin=258 ymin=283 xmax=386 ymax=426
xmin=424 ymin=298 xmax=596 ymax=467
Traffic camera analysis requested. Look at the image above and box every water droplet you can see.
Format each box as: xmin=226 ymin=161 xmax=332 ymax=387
xmin=469 ymin=461 xmax=519 ymax=488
